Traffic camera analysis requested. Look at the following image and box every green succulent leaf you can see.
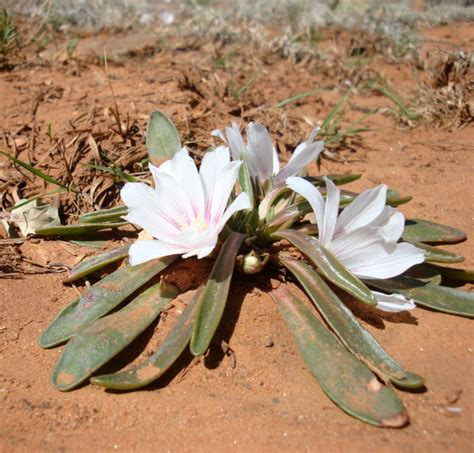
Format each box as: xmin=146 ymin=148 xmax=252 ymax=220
xmin=190 ymin=232 xmax=245 ymax=356
xmin=426 ymin=264 xmax=474 ymax=283
xmin=91 ymin=286 xmax=202 ymax=390
xmin=402 ymin=219 xmax=466 ymax=244
xmin=274 ymin=229 xmax=377 ymax=307
xmin=39 ymin=255 xmax=177 ymax=348
xmin=280 ymin=257 xmax=424 ymax=389
xmin=405 ymin=265 xmax=442 ymax=285
xmin=35 ymin=222 xmax=128 ymax=237
xmin=63 ymin=245 xmax=130 ymax=283
xmin=51 ymin=280 xmax=179 ymax=391
xmin=308 ymin=173 xmax=362 ymax=186
xmin=268 ymin=200 xmax=311 ymax=231
xmin=272 ymin=285 xmax=408 ymax=427
xmin=79 ymin=206 xmax=129 ymax=224
xmin=339 ymin=190 xmax=412 ymax=208
xmin=409 ymin=242 xmax=464 ymax=264
xmin=146 ymin=110 xmax=181 ymax=165
xmin=369 ymin=276 xmax=474 ymax=318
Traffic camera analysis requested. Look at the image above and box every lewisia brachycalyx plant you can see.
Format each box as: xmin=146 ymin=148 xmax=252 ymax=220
xmin=39 ymin=111 xmax=473 ymax=428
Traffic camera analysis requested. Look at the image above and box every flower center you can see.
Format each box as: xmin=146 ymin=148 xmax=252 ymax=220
xmin=180 ymin=214 xmax=208 ymax=232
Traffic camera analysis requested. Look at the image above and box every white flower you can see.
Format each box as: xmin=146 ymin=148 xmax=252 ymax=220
xmin=121 ymin=147 xmax=250 ymax=265
xmin=212 ymin=122 xmax=324 ymax=187
xmin=286 ymin=176 xmax=426 ymax=312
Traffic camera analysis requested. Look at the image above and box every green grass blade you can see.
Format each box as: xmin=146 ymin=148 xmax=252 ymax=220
xmin=368 ymin=83 xmax=420 ymax=122
xmin=39 ymin=255 xmax=177 ymax=348
xmin=190 ymin=232 xmax=245 ymax=356
xmin=63 ymin=245 xmax=130 ymax=283
xmin=410 ymin=242 xmax=464 ymax=264
xmin=275 ymin=88 xmax=324 ymax=108
xmin=320 ymin=90 xmax=350 ymax=132
xmin=79 ymin=206 xmax=129 ymax=224
xmin=51 ymin=280 xmax=179 ymax=391
xmin=91 ymin=286 xmax=202 ymax=390
xmin=280 ymin=257 xmax=424 ymax=389
xmin=274 ymin=230 xmax=377 ymax=307
xmin=87 ymin=164 xmax=137 ymax=182
xmin=35 ymin=222 xmax=128 ymax=237
xmin=402 ymin=219 xmax=467 ymax=244
xmin=0 ymin=150 xmax=69 ymax=190
xmin=272 ymin=285 xmax=408 ymax=427
xmin=369 ymin=276 xmax=474 ymax=318
xmin=235 ymin=70 xmax=260 ymax=98
xmin=146 ymin=110 xmax=181 ymax=165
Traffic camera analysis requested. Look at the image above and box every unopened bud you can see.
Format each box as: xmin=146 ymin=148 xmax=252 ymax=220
xmin=236 ymin=251 xmax=269 ymax=274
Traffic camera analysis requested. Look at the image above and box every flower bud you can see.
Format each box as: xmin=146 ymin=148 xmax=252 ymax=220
xmin=236 ymin=251 xmax=269 ymax=274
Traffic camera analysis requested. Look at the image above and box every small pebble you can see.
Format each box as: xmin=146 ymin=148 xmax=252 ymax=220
xmin=264 ymin=337 xmax=274 ymax=348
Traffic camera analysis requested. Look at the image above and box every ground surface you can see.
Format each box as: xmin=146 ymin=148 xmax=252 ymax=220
xmin=0 ymin=21 xmax=473 ymax=452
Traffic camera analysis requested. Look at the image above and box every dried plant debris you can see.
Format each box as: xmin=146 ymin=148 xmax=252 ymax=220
xmin=412 ymin=52 xmax=473 ymax=127
xmin=0 ymin=104 xmax=150 ymax=220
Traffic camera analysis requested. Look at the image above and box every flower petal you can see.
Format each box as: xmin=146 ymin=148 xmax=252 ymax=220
xmin=121 ymin=182 xmax=181 ymax=241
xmin=199 ymin=147 xmax=243 ymax=224
xmin=211 ymin=128 xmax=227 ymax=143
xmin=342 ymin=241 xmax=425 ymax=280
xmin=381 ymin=211 xmax=405 ymax=242
xmin=320 ymin=177 xmax=339 ymax=246
xmin=372 ymin=291 xmax=416 ymax=313
xmin=226 ymin=122 xmax=246 ymax=161
xmin=220 ymin=192 xmax=251 ymax=228
xmin=330 ymin=226 xmax=388 ymax=263
xmin=334 ymin=185 xmax=387 ymax=237
xmin=155 ymin=148 xmax=205 ymax=219
xmin=128 ymin=240 xmax=183 ymax=265
xmin=246 ymin=122 xmax=275 ymax=182
xmin=286 ymin=176 xmax=325 ymax=240
xmin=274 ymin=141 xmax=324 ymax=183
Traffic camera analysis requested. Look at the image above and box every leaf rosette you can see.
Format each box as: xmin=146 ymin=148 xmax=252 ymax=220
xmin=39 ymin=110 xmax=473 ymax=427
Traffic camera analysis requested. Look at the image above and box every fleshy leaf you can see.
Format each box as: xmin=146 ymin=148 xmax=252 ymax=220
xmin=79 ymin=206 xmax=129 ymax=224
xmin=280 ymin=256 xmax=424 ymax=389
xmin=426 ymin=264 xmax=474 ymax=283
xmin=274 ymin=229 xmax=377 ymax=307
xmin=410 ymin=242 xmax=464 ymax=263
xmin=146 ymin=110 xmax=181 ymax=165
xmin=51 ymin=280 xmax=179 ymax=391
xmin=91 ymin=286 xmax=202 ymax=390
xmin=190 ymin=232 xmax=245 ymax=356
xmin=35 ymin=222 xmax=128 ymax=237
xmin=308 ymin=173 xmax=362 ymax=186
xmin=39 ymin=255 xmax=176 ymax=348
xmin=63 ymin=245 xmax=130 ymax=283
xmin=402 ymin=219 xmax=466 ymax=244
xmin=369 ymin=276 xmax=474 ymax=318
xmin=268 ymin=200 xmax=311 ymax=231
xmin=272 ymin=285 xmax=408 ymax=427
xmin=338 ymin=190 xmax=412 ymax=208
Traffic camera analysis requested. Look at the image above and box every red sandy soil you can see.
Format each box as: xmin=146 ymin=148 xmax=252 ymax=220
xmin=0 ymin=23 xmax=472 ymax=452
